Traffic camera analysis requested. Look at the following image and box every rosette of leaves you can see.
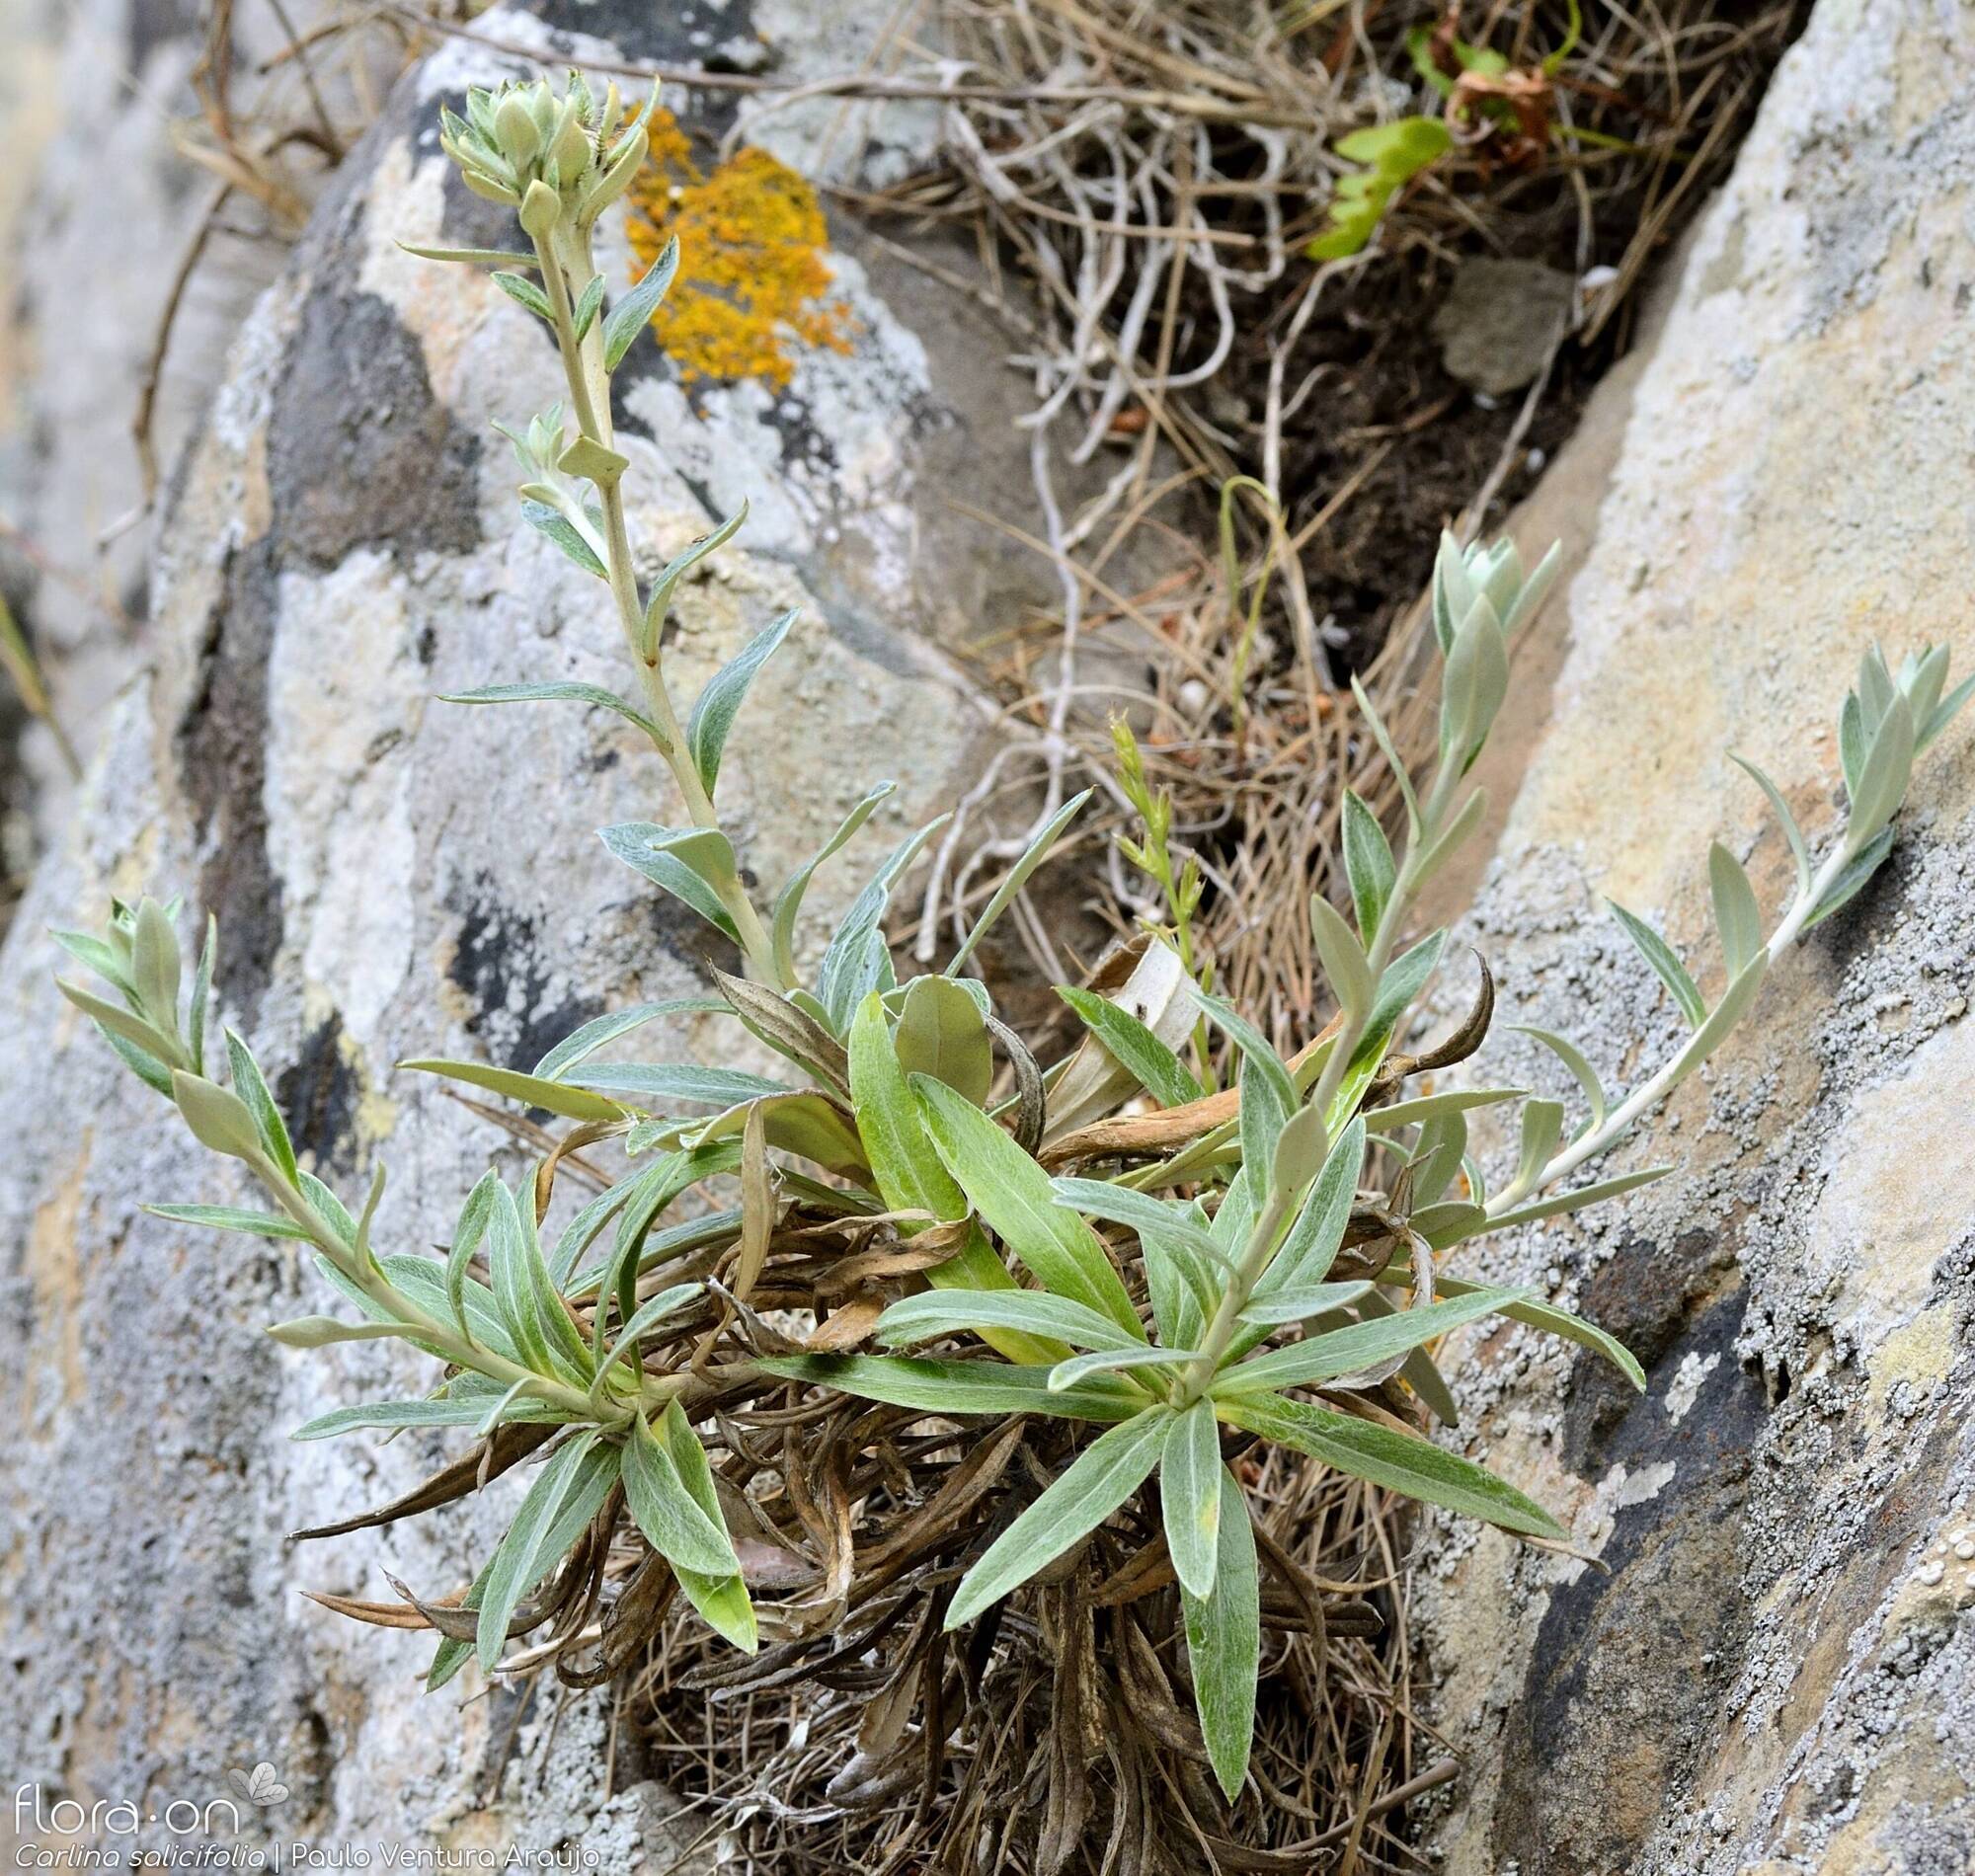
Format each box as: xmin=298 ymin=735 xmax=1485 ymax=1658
xmin=55 ymin=67 xmax=1972 ymax=1823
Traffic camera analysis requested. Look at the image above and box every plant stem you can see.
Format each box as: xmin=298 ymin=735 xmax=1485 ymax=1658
xmin=1179 ymin=762 xmax=1462 ymax=1398
xmin=530 ymin=226 xmax=781 ymax=984
xmin=1488 ymin=829 xmax=1857 ymax=1212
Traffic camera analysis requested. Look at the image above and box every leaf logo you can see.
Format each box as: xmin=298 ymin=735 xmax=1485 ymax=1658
xmin=226 ymin=1763 xmax=289 ymax=1807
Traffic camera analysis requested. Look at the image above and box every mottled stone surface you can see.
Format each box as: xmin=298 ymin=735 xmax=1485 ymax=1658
xmin=1412 ymin=3 xmax=1975 ymax=1871
xmin=0 ymin=5 xmax=1025 ymax=1861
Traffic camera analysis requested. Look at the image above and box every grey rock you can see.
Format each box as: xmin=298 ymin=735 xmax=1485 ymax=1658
xmin=1411 ymin=3 xmax=1975 ymax=1872
xmin=1432 ymin=257 xmax=1576 ymax=397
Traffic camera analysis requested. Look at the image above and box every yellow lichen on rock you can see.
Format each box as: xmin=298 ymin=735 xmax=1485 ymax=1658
xmin=624 ymin=112 xmax=852 ymax=390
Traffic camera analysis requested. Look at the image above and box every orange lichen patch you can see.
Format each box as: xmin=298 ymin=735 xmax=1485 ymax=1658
xmin=624 ymin=112 xmax=853 ymax=390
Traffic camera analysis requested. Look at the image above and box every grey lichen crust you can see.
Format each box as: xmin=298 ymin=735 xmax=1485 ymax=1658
xmin=1413 ymin=2 xmax=1975 ymax=1870
xmin=0 ymin=6 xmax=1011 ymax=1859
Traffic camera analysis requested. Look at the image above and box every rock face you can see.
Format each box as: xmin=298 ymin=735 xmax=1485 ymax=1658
xmin=1413 ymin=3 xmax=1975 ymax=1871
xmin=0 ymin=4 xmax=1052 ymax=1858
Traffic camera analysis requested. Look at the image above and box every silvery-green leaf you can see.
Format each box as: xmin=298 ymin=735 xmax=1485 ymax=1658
xmin=1708 ymin=842 xmax=1763 ymax=977
xmin=1499 ymin=539 xmax=1561 ymax=636
xmin=398 ymin=1057 xmax=626 ymax=1123
xmin=1049 ymin=1175 xmax=1228 ymax=1270
xmin=770 ymin=782 xmax=897 ymax=982
xmin=602 ymin=234 xmax=678 ymax=369
xmin=1192 ymin=987 xmax=1297 ymax=1124
xmin=594 ymin=1283 xmax=702 ymax=1383
xmin=1219 ymin=1286 xmax=1531 ymax=1394
xmin=875 ymin=1289 xmax=1145 ymax=1354
xmin=1237 ymin=1050 xmax=1294 ymax=1205
xmin=1439 ymin=591 xmax=1508 ymax=773
xmin=1370 ymin=1086 xmax=1523 ymax=1130
xmin=571 ymin=274 xmax=605 ymax=342
xmin=1838 ymin=690 xmax=1865 ymax=798
xmin=131 ymin=898 xmax=180 ymax=1030
xmin=447 ymin=1168 xmax=505 ymax=1347
xmin=1351 ymin=674 xmax=1421 ymax=836
xmin=816 ymin=817 xmax=949 ymax=1035
xmin=1269 ymin=1104 xmax=1328 ymax=1195
xmin=1607 ymin=901 xmax=1705 ymax=1027
xmin=946 ymin=790 xmax=1092 ymax=976
xmin=290 ymin=1394 xmax=573 ymax=1441
xmin=533 ymin=997 xmax=726 ymax=1081
xmin=1497 ymin=1098 xmax=1564 ymax=1209
xmin=57 ymin=978 xmax=170 ymax=1063
xmin=1856 ymin=644 xmax=1894 ymax=732
xmin=914 ymin=1077 xmax=1144 ymax=1340
xmin=1215 ymin=1391 xmax=1563 ymax=1538
xmin=1251 ymin=1115 xmax=1365 ymax=1302
xmin=492 ymin=271 xmax=553 ymax=321
xmin=266 ymin=1315 xmax=406 ymax=1349
xmin=1508 ymin=1025 xmax=1606 ymax=1136
xmin=1160 ymin=1400 xmax=1223 ymax=1599
xmin=1400 ymin=1344 xmax=1462 ymax=1427
xmin=1308 ymin=893 xmax=1374 ymax=1020
xmin=895 ymin=974 xmax=993 ymax=1106
xmin=1329 ymin=928 xmax=1450 ymax=1122
xmin=441 ymin=681 xmax=659 ymax=742
xmin=1674 ymin=951 xmax=1769 ymax=1071
xmin=1340 ymin=790 xmax=1395 ymax=942
xmin=378 ymin=1254 xmax=518 ymax=1365
xmin=1451 ymin=1165 xmax=1672 ymax=1240
xmin=1182 ymin=1466 xmax=1260 ymax=1802
xmin=1729 ymin=754 xmax=1812 ymax=900
xmin=476 ymin=1432 xmax=616 ymax=1669
xmin=1846 ymin=691 xmax=1914 ymax=851
xmin=50 ymin=927 xmax=131 ymax=992
xmin=621 ymin=1413 xmax=739 ymax=1576
xmin=655 ymin=1400 xmax=756 ymax=1651
xmin=1921 ymin=671 xmax=1975 ymax=750
xmin=945 ymin=1409 xmax=1170 ymax=1628
xmin=1055 ymin=983 xmax=1201 ymax=1109
xmin=224 ymin=1030 xmax=297 ymax=1185
xmin=641 ymin=502 xmax=749 ymax=655
xmin=572 ymin=1062 xmax=788 ymax=1106
xmin=686 ymin=609 xmax=796 ymax=795
xmin=1142 ymin=1199 xmax=1218 ymax=1350
xmin=1430 ymin=530 xmax=1470 ymax=656
xmin=756 ymin=1353 xmax=1148 ymax=1423
xmin=396 ymin=241 xmax=539 ymax=268
xmin=1801 ymin=825 xmax=1895 ymax=931
xmin=597 ymin=821 xmax=742 ymax=943
xmin=171 ymin=1071 xmax=268 ymax=1161
xmin=1236 ymin=1281 xmax=1374 ymax=1326
xmin=520 ymin=500 xmax=606 ymax=577
xmin=1406 ymin=1110 xmax=1466 ymax=1208
xmin=1411 ymin=785 xmax=1488 ymax=887
xmin=145 ymin=1203 xmax=315 ymax=1241
xmin=1435 ymin=1278 xmax=1644 ymax=1388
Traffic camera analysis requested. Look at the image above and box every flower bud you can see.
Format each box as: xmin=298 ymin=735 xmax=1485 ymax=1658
xmin=518 ymin=178 xmax=562 ymax=239
xmin=494 ymin=92 xmax=541 ymax=169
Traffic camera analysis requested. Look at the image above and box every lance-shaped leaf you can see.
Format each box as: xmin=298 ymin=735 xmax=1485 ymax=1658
xmin=602 ymin=232 xmax=679 ymax=369
xmin=1607 ymin=901 xmax=1705 ymax=1028
xmin=895 ymin=974 xmax=993 ymax=1105
xmin=1708 ymin=842 xmax=1763 ymax=977
xmin=685 ymin=1090 xmax=866 ymax=1174
xmin=945 ymin=790 xmax=1091 ymax=977
xmin=1508 ymin=1025 xmax=1606 ymax=1135
xmin=1497 ymin=1098 xmax=1564 ymax=1209
xmin=875 ymin=1289 xmax=1146 ymax=1354
xmin=1182 ymin=1466 xmax=1260 ymax=1802
xmin=914 ymin=1077 xmax=1144 ymax=1340
xmin=1340 ymin=790 xmax=1395 ymax=942
xmin=475 ymin=1431 xmax=620 ymax=1669
xmin=816 ymin=817 xmax=949 ymax=1034
xmin=398 ymin=1058 xmax=627 ymax=1124
xmin=1251 ymin=1115 xmax=1365 ymax=1301
xmin=570 ymin=1062 xmax=788 ymax=1107
xmin=598 ymin=822 xmax=742 ymax=944
xmin=686 ymin=609 xmax=797 ymax=795
xmin=1216 ymin=1391 xmax=1564 ymax=1539
xmin=756 ymin=1353 xmax=1149 ymax=1423
xmin=1434 ymin=1277 xmax=1644 ymax=1389
xmin=711 ymin=969 xmax=849 ymax=1094
xmin=945 ymin=1409 xmax=1170 ymax=1628
xmin=533 ymin=997 xmax=726 ymax=1082
xmin=1055 ymin=982 xmax=1202 ymax=1109
xmin=846 ymin=996 xmax=1056 ymax=1364
xmin=1218 ymin=1286 xmax=1532 ymax=1395
xmin=621 ymin=1412 xmax=741 ymax=1577
xmin=770 ymin=781 xmax=895 ymax=983
xmin=1729 ymin=753 xmax=1812 ymax=901
xmin=145 ymin=1204 xmax=316 ymax=1242
xmin=440 ymin=681 xmax=659 ymax=743
xmin=519 ymin=500 xmax=606 ymax=577
xmin=1802 ymin=825 xmax=1895 ymax=930
xmin=1051 ymin=1179 xmax=1226 ymax=1270
xmin=224 ymin=1030 xmax=297 ymax=1185
xmin=1160 ymin=1399 xmax=1223 ymax=1599
xmin=1847 ymin=691 xmax=1915 ymax=849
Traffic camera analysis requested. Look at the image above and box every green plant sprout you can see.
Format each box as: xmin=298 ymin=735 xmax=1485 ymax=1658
xmin=53 ymin=69 xmax=1971 ymax=1813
